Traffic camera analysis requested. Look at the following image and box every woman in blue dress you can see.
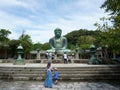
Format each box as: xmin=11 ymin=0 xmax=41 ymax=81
xmin=44 ymin=62 xmax=53 ymax=88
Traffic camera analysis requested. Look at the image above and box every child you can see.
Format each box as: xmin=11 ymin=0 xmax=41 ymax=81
xmin=53 ymin=68 xmax=58 ymax=85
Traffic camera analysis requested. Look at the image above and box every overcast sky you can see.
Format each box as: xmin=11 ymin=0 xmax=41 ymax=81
xmin=0 ymin=0 xmax=108 ymax=44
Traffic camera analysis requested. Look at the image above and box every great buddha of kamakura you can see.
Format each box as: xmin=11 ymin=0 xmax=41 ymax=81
xmin=47 ymin=28 xmax=71 ymax=53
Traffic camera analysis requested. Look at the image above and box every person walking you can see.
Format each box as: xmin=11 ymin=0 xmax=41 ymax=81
xmin=44 ymin=62 xmax=53 ymax=88
xmin=45 ymin=52 xmax=48 ymax=59
xmin=63 ymin=52 xmax=68 ymax=64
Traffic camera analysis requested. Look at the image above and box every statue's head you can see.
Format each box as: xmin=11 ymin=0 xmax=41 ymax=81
xmin=54 ymin=28 xmax=62 ymax=38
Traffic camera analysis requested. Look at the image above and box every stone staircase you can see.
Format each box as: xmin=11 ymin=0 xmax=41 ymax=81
xmin=0 ymin=64 xmax=120 ymax=81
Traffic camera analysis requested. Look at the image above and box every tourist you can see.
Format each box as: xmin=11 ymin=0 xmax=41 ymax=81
xmin=49 ymin=52 xmax=53 ymax=60
xmin=63 ymin=52 xmax=68 ymax=64
xmin=44 ymin=62 xmax=53 ymax=88
xmin=45 ymin=52 xmax=49 ymax=59
xmin=68 ymin=57 xmax=71 ymax=63
xmin=53 ymin=67 xmax=59 ymax=85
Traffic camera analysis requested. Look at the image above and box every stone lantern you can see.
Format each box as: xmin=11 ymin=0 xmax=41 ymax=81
xmin=89 ymin=44 xmax=98 ymax=64
xmin=14 ymin=44 xmax=25 ymax=65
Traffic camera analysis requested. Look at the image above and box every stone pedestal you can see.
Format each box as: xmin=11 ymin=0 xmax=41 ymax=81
xmin=37 ymin=52 xmax=40 ymax=60
xmin=75 ymin=52 xmax=79 ymax=59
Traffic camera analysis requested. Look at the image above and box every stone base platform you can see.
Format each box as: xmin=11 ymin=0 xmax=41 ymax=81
xmin=1 ymin=59 xmax=89 ymax=64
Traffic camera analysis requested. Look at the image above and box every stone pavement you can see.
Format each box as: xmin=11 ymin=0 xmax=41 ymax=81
xmin=0 ymin=81 xmax=120 ymax=90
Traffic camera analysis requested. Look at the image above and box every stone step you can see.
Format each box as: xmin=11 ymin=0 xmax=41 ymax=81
xmin=1 ymin=72 xmax=120 ymax=77
xmin=1 ymin=73 xmax=120 ymax=80
xmin=13 ymin=77 xmax=30 ymax=80
xmin=7 ymin=73 xmax=120 ymax=77
xmin=11 ymin=72 xmax=120 ymax=75
xmin=0 ymin=70 xmax=120 ymax=75
xmin=1 ymin=68 xmax=120 ymax=73
xmin=0 ymin=65 xmax=120 ymax=81
xmin=0 ymin=67 xmax=120 ymax=71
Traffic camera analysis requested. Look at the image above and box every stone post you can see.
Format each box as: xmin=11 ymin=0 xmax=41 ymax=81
xmin=75 ymin=44 xmax=79 ymax=59
xmin=36 ymin=48 xmax=40 ymax=60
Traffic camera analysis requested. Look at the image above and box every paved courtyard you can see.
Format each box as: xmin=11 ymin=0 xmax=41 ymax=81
xmin=0 ymin=80 xmax=120 ymax=90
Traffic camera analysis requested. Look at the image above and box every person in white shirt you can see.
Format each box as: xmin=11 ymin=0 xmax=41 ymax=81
xmin=63 ymin=52 xmax=68 ymax=64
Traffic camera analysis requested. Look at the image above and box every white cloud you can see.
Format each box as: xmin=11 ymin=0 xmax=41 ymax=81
xmin=0 ymin=0 xmax=109 ymax=44
xmin=0 ymin=10 xmax=33 ymax=30
xmin=0 ymin=10 xmax=34 ymax=40
xmin=0 ymin=0 xmax=28 ymax=8
xmin=25 ymin=29 xmax=54 ymax=43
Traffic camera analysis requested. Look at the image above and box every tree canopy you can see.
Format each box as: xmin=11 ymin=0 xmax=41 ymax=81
xmin=65 ymin=29 xmax=97 ymax=50
xmin=101 ymin=0 xmax=120 ymax=28
xmin=0 ymin=29 xmax=11 ymax=42
xmin=94 ymin=0 xmax=120 ymax=55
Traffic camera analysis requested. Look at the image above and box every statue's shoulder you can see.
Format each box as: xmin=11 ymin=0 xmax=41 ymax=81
xmin=62 ymin=36 xmax=67 ymax=40
xmin=49 ymin=37 xmax=54 ymax=42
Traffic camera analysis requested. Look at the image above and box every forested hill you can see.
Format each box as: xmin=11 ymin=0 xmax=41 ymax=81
xmin=64 ymin=29 xmax=99 ymax=49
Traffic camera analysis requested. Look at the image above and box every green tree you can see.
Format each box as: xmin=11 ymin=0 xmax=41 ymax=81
xmin=0 ymin=29 xmax=11 ymax=42
xmin=33 ymin=42 xmax=42 ymax=50
xmin=33 ymin=42 xmax=49 ymax=50
xmin=101 ymin=0 xmax=120 ymax=28
xmin=19 ymin=32 xmax=33 ymax=59
xmin=65 ymin=29 xmax=97 ymax=50
xmin=41 ymin=42 xmax=49 ymax=50
xmin=99 ymin=0 xmax=120 ymax=56
xmin=8 ymin=39 xmax=20 ymax=58
xmin=94 ymin=17 xmax=120 ymax=56
xmin=94 ymin=17 xmax=110 ymax=47
xmin=0 ymin=29 xmax=11 ymax=58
